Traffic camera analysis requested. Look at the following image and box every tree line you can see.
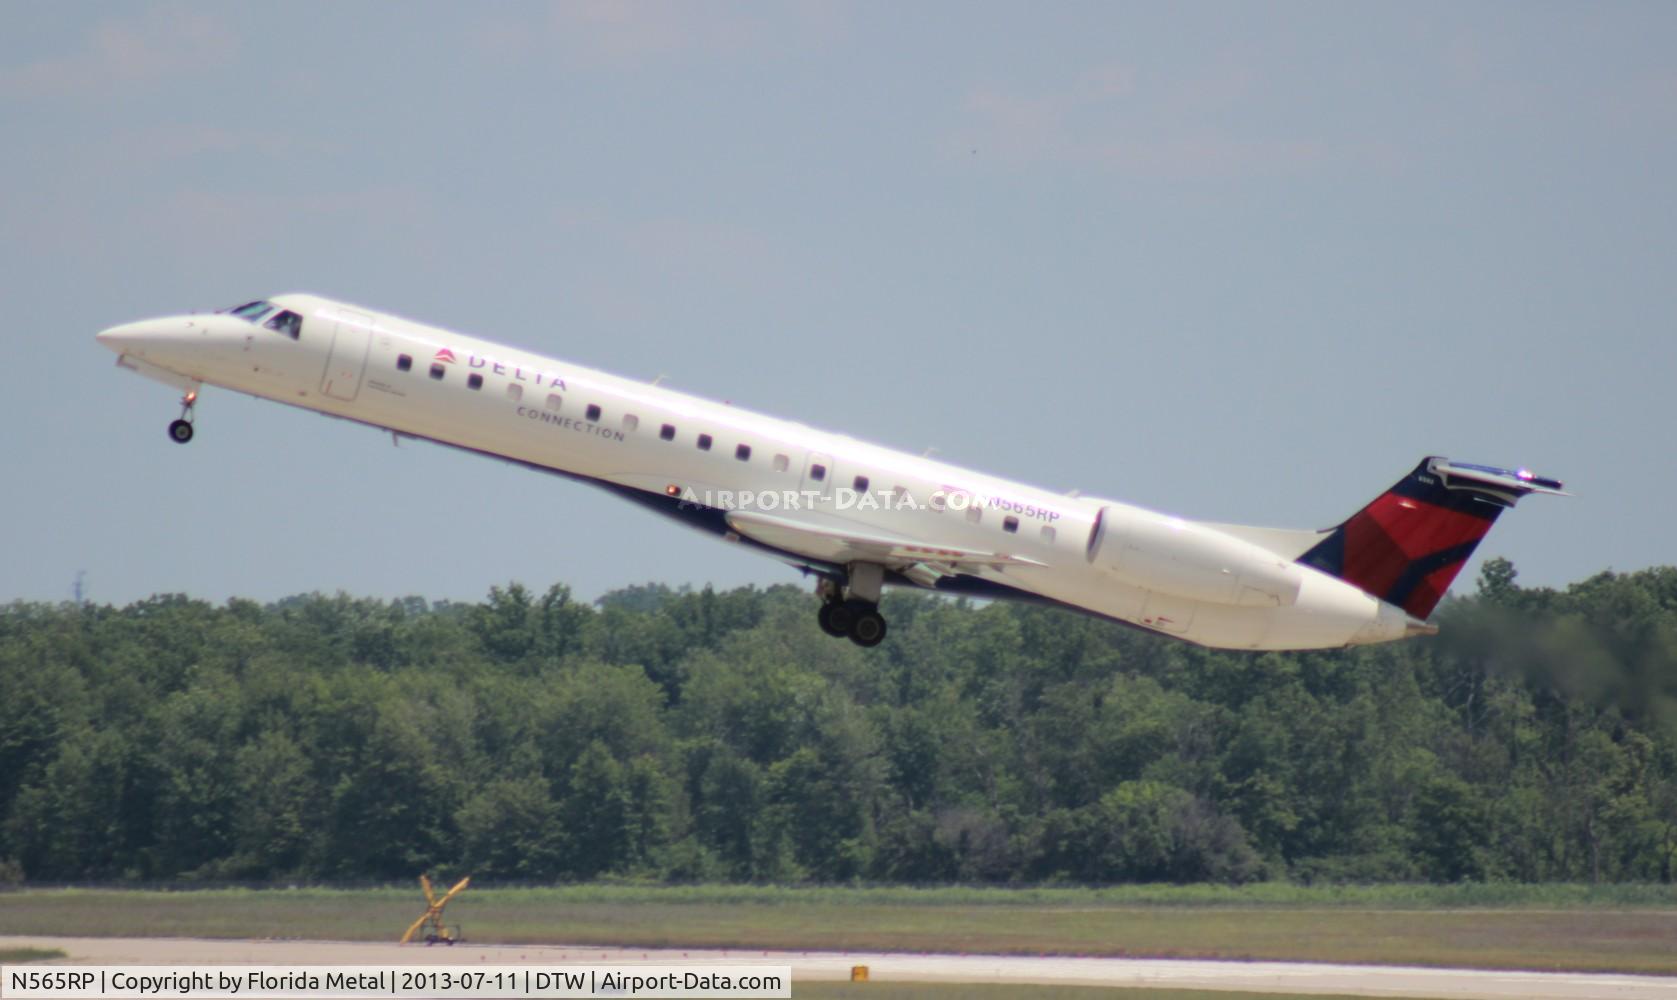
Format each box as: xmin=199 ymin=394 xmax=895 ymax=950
xmin=1 ymin=558 xmax=1674 ymax=886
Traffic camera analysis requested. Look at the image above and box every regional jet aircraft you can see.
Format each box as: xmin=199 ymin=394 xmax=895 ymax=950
xmin=96 ymin=295 xmax=1563 ymax=650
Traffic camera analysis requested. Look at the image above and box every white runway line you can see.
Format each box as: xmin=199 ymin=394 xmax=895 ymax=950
xmin=5 ymin=935 xmax=1677 ymax=999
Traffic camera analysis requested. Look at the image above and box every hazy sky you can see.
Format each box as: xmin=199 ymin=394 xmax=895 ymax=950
xmin=3 ymin=2 xmax=1673 ymax=609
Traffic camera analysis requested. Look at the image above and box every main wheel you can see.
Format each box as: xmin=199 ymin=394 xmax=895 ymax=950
xmin=168 ymin=419 xmax=194 ymax=444
xmin=849 ymin=607 xmax=887 ymax=647
xmin=819 ymin=601 xmax=854 ymax=638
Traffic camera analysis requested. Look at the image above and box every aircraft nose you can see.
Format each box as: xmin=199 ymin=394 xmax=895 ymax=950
xmin=96 ymin=319 xmax=165 ymax=354
xmin=97 ymin=322 xmax=140 ymax=352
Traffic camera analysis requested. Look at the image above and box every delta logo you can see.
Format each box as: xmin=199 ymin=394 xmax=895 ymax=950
xmin=433 ymin=348 xmax=458 ymax=364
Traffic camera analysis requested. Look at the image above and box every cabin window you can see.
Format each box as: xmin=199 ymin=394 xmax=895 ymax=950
xmin=697 ymin=433 xmax=713 ymax=451
xmin=773 ymin=454 xmax=790 ymax=472
xmin=586 ymin=404 xmax=601 ymax=422
xmin=853 ymin=475 xmax=870 ymax=493
xmin=1003 ymin=515 xmax=1019 ymax=534
xmin=660 ymin=423 xmax=676 ymax=441
xmin=264 ymin=310 xmax=302 ymax=339
xmin=396 ymin=354 xmax=412 ymax=372
xmin=507 ymin=384 xmax=523 ymax=401
xmin=430 ymin=363 xmax=445 ymax=380
xmin=623 ymin=414 xmax=639 ymax=432
xmin=1041 ymin=524 xmax=1056 ymax=543
xmin=735 ymin=444 xmax=751 ymax=461
xmin=966 ymin=505 xmax=981 ymax=524
xmin=810 ymin=463 xmax=827 ymax=481
xmin=546 ymin=393 xmax=562 ymax=411
xmin=467 ymin=373 xmax=483 ymax=390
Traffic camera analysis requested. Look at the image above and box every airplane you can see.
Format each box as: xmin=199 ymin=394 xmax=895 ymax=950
xmin=95 ymin=294 xmax=1564 ymax=651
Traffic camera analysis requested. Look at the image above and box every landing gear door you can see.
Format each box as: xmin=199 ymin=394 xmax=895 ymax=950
xmin=320 ymin=309 xmax=373 ymax=402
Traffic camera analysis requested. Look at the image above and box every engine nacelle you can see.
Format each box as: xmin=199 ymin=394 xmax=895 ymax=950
xmin=1086 ymin=505 xmax=1302 ymax=608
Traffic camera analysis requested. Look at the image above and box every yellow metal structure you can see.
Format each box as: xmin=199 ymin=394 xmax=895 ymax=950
xmin=400 ymin=873 xmax=471 ymax=945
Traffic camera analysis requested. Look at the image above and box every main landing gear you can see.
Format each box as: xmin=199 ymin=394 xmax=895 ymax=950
xmin=815 ymin=565 xmax=888 ymax=648
xmin=818 ymin=599 xmax=887 ymax=647
xmin=167 ymin=390 xmax=198 ymax=444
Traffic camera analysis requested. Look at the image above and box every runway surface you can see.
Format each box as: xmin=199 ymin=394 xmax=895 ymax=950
xmin=5 ymin=935 xmax=1676 ymax=999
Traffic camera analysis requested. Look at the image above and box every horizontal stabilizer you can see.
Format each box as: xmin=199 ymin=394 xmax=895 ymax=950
xmin=1428 ymin=459 xmax=1568 ymax=501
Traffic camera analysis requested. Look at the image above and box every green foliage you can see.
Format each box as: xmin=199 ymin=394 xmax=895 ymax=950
xmin=456 ymin=775 xmax=563 ymax=881
xmin=0 ymin=949 xmax=67 ymax=964
xmin=1 ymin=563 xmax=1675 ymax=887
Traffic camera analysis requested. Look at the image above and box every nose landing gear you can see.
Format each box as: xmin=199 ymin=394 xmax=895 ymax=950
xmin=167 ymin=390 xmax=198 ymax=444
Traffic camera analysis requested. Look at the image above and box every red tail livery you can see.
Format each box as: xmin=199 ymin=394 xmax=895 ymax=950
xmin=1299 ymin=458 xmax=1565 ymax=619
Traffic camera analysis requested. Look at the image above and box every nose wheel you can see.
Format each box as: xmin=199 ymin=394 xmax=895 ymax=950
xmin=168 ymin=391 xmax=197 ymax=444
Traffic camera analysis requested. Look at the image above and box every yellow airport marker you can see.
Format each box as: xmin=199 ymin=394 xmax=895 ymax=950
xmin=400 ymin=873 xmax=471 ymax=945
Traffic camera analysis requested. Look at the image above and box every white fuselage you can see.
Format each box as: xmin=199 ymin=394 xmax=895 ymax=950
xmin=97 ymin=293 xmax=1415 ymax=650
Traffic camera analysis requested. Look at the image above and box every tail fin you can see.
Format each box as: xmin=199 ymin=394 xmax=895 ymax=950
xmin=1298 ymin=457 xmax=1564 ymax=620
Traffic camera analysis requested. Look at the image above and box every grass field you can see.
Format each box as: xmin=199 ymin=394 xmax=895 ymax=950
xmin=0 ymin=948 xmax=66 ymax=963
xmin=0 ymin=884 xmax=1673 ymax=975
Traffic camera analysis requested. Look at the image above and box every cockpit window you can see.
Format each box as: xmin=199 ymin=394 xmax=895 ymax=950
xmin=263 ymin=310 xmax=302 ymax=339
xmin=226 ymin=301 xmax=274 ymax=322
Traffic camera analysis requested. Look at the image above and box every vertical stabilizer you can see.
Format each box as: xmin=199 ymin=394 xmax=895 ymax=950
xmin=1297 ymin=457 xmax=1564 ymax=620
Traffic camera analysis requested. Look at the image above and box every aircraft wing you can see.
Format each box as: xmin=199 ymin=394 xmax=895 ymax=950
xmin=724 ymin=510 xmax=1046 ymax=576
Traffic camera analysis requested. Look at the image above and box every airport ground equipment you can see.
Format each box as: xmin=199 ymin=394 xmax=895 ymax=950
xmin=400 ymin=873 xmax=470 ymax=945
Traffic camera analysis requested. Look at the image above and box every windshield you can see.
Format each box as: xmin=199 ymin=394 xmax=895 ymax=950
xmin=264 ymin=310 xmax=301 ymax=339
xmin=226 ymin=300 xmax=274 ymax=322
